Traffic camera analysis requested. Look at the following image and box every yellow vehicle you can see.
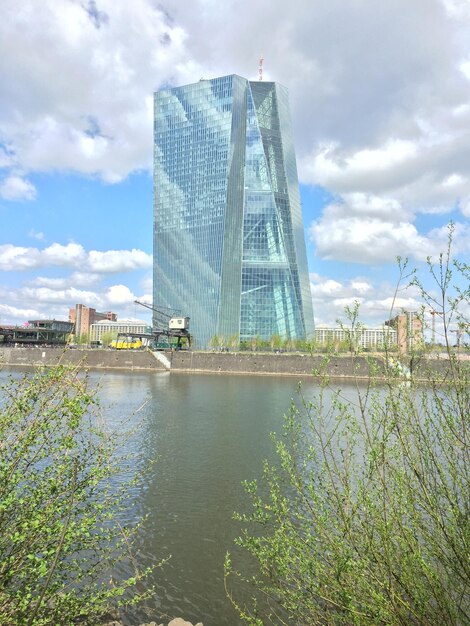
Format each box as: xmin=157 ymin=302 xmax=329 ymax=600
xmin=110 ymin=338 xmax=143 ymax=350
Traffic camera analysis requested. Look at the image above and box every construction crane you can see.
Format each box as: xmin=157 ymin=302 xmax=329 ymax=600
xmin=134 ymin=300 xmax=180 ymax=331
xmin=134 ymin=300 xmax=191 ymax=350
xmin=450 ymin=323 xmax=469 ymax=348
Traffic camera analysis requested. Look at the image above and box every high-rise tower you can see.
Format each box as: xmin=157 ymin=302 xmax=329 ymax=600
xmin=153 ymin=75 xmax=314 ymax=347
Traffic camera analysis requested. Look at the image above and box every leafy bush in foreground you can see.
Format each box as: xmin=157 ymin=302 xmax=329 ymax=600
xmin=0 ymin=365 xmax=153 ymax=626
xmin=226 ymin=240 xmax=469 ymax=625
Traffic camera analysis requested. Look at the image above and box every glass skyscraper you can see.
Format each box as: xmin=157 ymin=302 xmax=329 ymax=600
xmin=153 ymin=75 xmax=314 ymax=347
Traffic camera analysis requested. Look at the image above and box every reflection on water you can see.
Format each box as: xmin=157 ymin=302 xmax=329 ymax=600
xmin=0 ymin=368 xmax=358 ymax=626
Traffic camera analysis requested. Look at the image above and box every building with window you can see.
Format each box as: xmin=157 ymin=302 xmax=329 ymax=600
xmin=385 ymin=311 xmax=423 ymax=354
xmin=314 ymin=325 xmax=397 ymax=351
xmin=89 ymin=319 xmax=151 ymax=343
xmin=69 ymin=304 xmax=117 ymax=337
xmin=0 ymin=320 xmax=74 ymax=345
xmin=153 ymin=74 xmax=314 ymax=348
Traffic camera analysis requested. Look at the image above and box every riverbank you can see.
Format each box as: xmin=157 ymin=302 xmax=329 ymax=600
xmin=0 ymin=346 xmax=466 ymax=380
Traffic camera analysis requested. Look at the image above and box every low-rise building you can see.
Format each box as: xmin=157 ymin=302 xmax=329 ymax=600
xmin=0 ymin=320 xmax=74 ymax=345
xmin=314 ymin=325 xmax=397 ymax=350
xmin=90 ymin=319 xmax=151 ymax=343
xmin=315 ymin=311 xmax=423 ymax=354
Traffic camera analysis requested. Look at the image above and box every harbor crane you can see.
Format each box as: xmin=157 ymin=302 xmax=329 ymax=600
xmin=132 ymin=300 xmax=191 ymax=350
xmin=112 ymin=301 xmax=191 ymax=350
xmin=134 ymin=300 xmax=180 ymax=330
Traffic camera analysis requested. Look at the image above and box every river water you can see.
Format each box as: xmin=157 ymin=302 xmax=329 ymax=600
xmin=0 ymin=368 xmax=358 ymax=625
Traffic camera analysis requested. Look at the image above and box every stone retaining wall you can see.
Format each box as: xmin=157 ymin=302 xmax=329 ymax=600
xmin=169 ymin=350 xmax=385 ymax=378
xmin=0 ymin=347 xmax=167 ymax=371
xmin=1 ymin=347 xmax=463 ymax=380
xmin=171 ymin=351 xmax=466 ymax=380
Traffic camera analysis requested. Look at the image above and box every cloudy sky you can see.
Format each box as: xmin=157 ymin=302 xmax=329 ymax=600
xmin=1 ymin=0 xmax=469 ymax=335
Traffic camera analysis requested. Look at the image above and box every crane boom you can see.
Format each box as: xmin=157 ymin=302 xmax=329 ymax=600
xmin=134 ymin=300 xmax=181 ymax=316
xmin=134 ymin=300 xmax=181 ymax=330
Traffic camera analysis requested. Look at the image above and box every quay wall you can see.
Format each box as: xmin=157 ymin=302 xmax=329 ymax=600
xmin=169 ymin=351 xmax=383 ymax=377
xmin=0 ymin=347 xmax=167 ymax=371
xmin=169 ymin=351 xmax=460 ymax=379
xmin=0 ymin=347 xmax=463 ymax=379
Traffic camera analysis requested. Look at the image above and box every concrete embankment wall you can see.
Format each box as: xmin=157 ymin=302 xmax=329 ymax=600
xmin=0 ymin=347 xmax=167 ymax=371
xmin=169 ymin=351 xmax=386 ymax=378
xmin=0 ymin=347 xmax=383 ymax=377
xmin=171 ymin=352 xmax=470 ymax=380
xmin=169 ymin=351 xmax=463 ymax=379
xmin=0 ymin=347 xmax=464 ymax=379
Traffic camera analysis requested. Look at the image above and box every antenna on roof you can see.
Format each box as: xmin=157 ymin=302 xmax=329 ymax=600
xmin=258 ymin=56 xmax=264 ymax=81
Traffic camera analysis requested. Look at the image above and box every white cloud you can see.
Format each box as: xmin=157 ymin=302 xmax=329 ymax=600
xmin=0 ymin=147 xmax=14 ymax=169
xmin=442 ymin=173 xmax=466 ymax=187
xmin=0 ymin=175 xmax=36 ymax=201
xmin=310 ymin=279 xmax=343 ymax=296
xmin=28 ymin=229 xmax=45 ymax=241
xmin=310 ymin=274 xmax=423 ymax=327
xmin=302 ymin=140 xmax=418 ymax=191
xmin=426 ymin=222 xmax=470 ymax=256
xmin=42 ymin=243 xmax=86 ymax=266
xmin=0 ymin=245 xmax=37 ymax=271
xmin=106 ymin=284 xmax=135 ymax=305
xmin=350 ymin=281 xmax=373 ymax=294
xmin=0 ymin=0 xmax=468 ymax=205
xmin=0 ymin=280 xmax=152 ymax=326
xmin=0 ymin=0 xmax=201 ymax=184
xmin=0 ymin=303 xmax=40 ymax=320
xmin=0 ymin=242 xmax=152 ymax=273
xmin=310 ymin=188 xmax=470 ymax=263
xmin=34 ymin=272 xmax=102 ymax=289
xmin=20 ymin=286 xmax=100 ymax=305
xmin=340 ymin=193 xmax=410 ymax=221
xmin=459 ymin=197 xmax=470 ymax=217
xmin=34 ymin=277 xmax=76 ymax=289
xmin=0 ymin=243 xmax=84 ymax=270
xmin=441 ymin=0 xmax=470 ymax=19
xmin=460 ymin=60 xmax=470 ymax=79
xmin=88 ymin=249 xmax=152 ymax=272
xmin=0 ymin=239 xmax=153 ymax=325
xmin=310 ymin=216 xmax=422 ymax=264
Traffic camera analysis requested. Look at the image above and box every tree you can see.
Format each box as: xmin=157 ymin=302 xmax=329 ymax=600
xmin=0 ymin=365 xmax=155 ymax=626
xmin=250 ymin=336 xmax=263 ymax=352
xmin=100 ymin=331 xmax=118 ymax=347
xmin=227 ymin=334 xmax=241 ymax=351
xmin=76 ymin=332 xmax=89 ymax=346
xmin=269 ymin=335 xmax=282 ymax=352
xmin=209 ymin=334 xmax=223 ymax=351
xmin=226 ymin=237 xmax=469 ymax=625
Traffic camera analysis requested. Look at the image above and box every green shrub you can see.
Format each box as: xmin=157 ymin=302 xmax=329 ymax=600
xmin=0 ymin=365 xmax=154 ymax=626
xmin=226 ymin=239 xmax=469 ymax=625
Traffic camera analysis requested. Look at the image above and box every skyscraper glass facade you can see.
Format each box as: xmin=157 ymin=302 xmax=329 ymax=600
xmin=153 ymin=75 xmax=314 ymax=347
